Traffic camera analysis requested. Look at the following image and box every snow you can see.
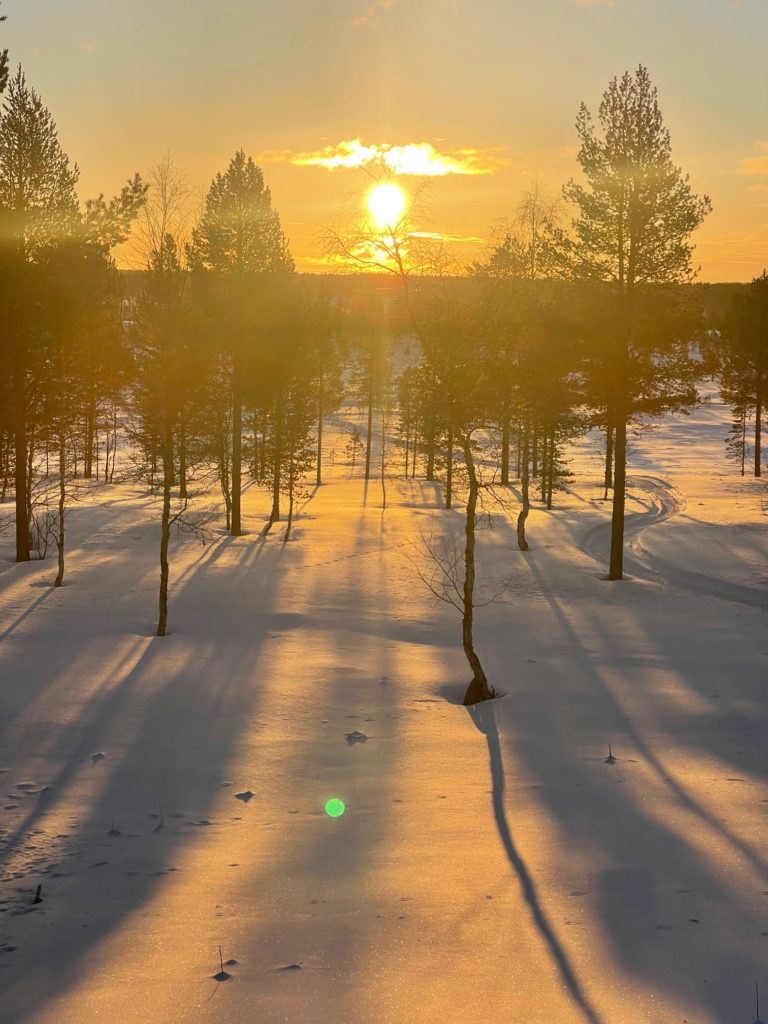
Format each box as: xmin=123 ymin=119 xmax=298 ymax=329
xmin=1 ymin=391 xmax=767 ymax=1024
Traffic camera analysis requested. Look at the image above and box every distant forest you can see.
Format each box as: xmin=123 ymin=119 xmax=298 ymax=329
xmin=2 ymin=55 xmax=767 ymax=697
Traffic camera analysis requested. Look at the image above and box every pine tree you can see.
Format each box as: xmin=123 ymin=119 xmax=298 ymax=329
xmin=187 ymin=151 xmax=293 ymax=536
xmin=558 ymin=66 xmax=710 ymax=579
xmin=0 ymin=67 xmax=79 ymax=561
xmin=0 ymin=3 xmax=9 ymax=95
xmin=720 ymin=271 xmax=768 ymax=477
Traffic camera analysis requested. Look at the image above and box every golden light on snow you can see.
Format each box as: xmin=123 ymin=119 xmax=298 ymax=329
xmin=367 ymin=182 xmax=406 ymax=228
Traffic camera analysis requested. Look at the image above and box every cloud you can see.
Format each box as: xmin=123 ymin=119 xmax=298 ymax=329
xmin=353 ymin=0 xmax=395 ymax=26
xmin=737 ymin=141 xmax=768 ymax=176
xmin=79 ymin=41 xmax=98 ymax=53
xmin=258 ymin=139 xmax=511 ymax=177
xmin=409 ymin=231 xmax=485 ymax=243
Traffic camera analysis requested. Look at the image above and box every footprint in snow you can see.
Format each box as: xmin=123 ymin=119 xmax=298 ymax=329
xmin=91 ymin=752 xmax=105 ymax=765
xmin=235 ymin=791 xmax=254 ymax=803
xmin=345 ymin=731 xmax=368 ymax=745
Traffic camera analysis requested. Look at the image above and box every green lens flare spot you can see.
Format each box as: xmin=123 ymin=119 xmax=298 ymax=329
xmin=325 ymin=798 xmax=346 ymax=818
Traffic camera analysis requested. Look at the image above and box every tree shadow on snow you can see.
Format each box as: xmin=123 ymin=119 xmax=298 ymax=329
xmin=466 ymin=700 xmax=607 ymax=1024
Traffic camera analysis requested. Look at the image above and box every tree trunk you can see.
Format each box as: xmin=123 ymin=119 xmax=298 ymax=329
xmin=364 ymin=388 xmax=373 ymax=480
xmin=0 ymin=434 xmax=8 ymax=502
xmin=231 ymin=372 xmax=242 ymax=536
xmin=755 ymin=389 xmax=762 ymax=477
xmin=55 ymin=425 xmax=66 ymax=588
xmin=219 ymin=433 xmax=231 ymax=532
xmin=178 ymin=418 xmax=188 ymax=500
xmin=425 ymin=416 xmax=435 ymax=481
xmin=316 ymin=383 xmax=324 ymax=487
xmin=516 ymin=422 xmax=530 ymax=551
xmin=284 ymin=467 xmax=294 ymax=543
xmin=608 ymin=413 xmax=627 ymax=580
xmin=380 ymin=409 xmax=387 ymax=510
xmin=604 ymin=416 xmax=614 ymax=499
xmin=156 ymin=421 xmax=173 ymax=636
xmin=13 ymin=338 xmax=30 ymax=562
xmin=270 ymin=407 xmax=282 ymax=524
xmin=460 ymin=434 xmax=494 ymax=706
xmin=54 ymin=347 xmax=66 ymax=588
xmin=546 ymin=431 xmax=554 ymax=510
xmin=445 ymin=427 xmax=453 ymax=510
xmin=500 ymin=411 xmax=510 ymax=486
xmin=83 ymin=397 xmax=94 ymax=479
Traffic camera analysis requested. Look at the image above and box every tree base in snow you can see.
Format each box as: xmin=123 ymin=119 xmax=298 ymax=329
xmin=462 ymin=678 xmax=499 ymax=706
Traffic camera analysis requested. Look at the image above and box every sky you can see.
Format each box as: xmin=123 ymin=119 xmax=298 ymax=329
xmin=3 ymin=0 xmax=768 ymax=281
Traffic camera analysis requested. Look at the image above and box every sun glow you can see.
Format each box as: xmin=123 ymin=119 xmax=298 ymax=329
xmin=367 ymin=182 xmax=406 ymax=227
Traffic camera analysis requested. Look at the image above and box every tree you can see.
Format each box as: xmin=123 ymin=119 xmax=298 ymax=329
xmin=0 ymin=3 xmax=9 ymax=95
xmin=720 ymin=270 xmax=768 ymax=477
xmin=1 ymin=67 xmax=79 ymax=561
xmin=416 ymin=285 xmax=504 ymax=705
xmin=133 ymin=232 xmax=192 ymax=635
xmin=559 ymin=65 xmax=710 ymax=579
xmin=187 ymin=150 xmax=293 ymax=536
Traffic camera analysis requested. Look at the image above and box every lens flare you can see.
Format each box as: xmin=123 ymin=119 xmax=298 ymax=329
xmin=325 ymin=798 xmax=346 ymax=818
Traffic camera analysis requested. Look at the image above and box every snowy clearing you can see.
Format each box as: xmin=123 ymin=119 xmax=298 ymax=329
xmin=1 ymin=392 xmax=767 ymax=1024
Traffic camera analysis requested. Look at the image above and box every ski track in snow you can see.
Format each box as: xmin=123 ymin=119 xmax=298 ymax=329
xmin=580 ymin=473 xmax=768 ymax=609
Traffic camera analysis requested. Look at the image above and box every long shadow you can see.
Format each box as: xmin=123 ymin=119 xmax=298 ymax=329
xmin=525 ymin=551 xmax=768 ymax=882
xmin=501 ymin=546 xmax=768 ymax=1020
xmin=0 ymin=586 xmax=55 ymax=643
xmin=202 ymin=487 xmax=403 ymax=1019
xmin=466 ymin=699 xmax=607 ymax=1024
xmin=0 ymin=520 xmax=287 ymax=1022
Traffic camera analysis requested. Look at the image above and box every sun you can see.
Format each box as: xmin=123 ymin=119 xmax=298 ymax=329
xmin=367 ymin=182 xmax=406 ymax=228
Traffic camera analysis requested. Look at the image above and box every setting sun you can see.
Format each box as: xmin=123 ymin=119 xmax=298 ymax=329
xmin=367 ymin=182 xmax=406 ymax=228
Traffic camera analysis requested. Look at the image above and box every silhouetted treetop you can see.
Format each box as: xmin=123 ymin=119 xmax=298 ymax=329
xmin=561 ymin=65 xmax=711 ymax=288
xmin=187 ymin=149 xmax=293 ymax=274
xmin=0 ymin=67 xmax=79 ymax=259
xmin=0 ymin=2 xmax=8 ymax=95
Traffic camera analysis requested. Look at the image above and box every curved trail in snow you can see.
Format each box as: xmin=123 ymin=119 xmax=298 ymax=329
xmin=580 ymin=474 xmax=768 ymax=610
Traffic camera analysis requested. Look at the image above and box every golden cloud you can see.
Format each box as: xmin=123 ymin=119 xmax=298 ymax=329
xmin=409 ymin=231 xmax=485 ymax=244
xmin=258 ymin=139 xmax=511 ymax=177
xmin=737 ymin=141 xmax=768 ymax=176
xmin=353 ymin=0 xmax=396 ymax=27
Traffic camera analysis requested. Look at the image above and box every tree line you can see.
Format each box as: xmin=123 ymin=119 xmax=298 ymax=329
xmin=1 ymin=52 xmax=765 ymax=703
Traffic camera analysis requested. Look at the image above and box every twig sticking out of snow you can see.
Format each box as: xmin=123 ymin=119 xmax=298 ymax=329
xmin=212 ymin=945 xmax=231 ymax=982
xmin=754 ymin=979 xmax=764 ymax=1024
xmin=605 ymin=744 xmax=616 ymax=765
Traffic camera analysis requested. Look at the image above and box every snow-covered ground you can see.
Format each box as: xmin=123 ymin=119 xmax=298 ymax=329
xmin=1 ymin=390 xmax=767 ymax=1024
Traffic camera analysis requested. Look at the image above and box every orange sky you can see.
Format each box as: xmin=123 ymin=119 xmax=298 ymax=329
xmin=4 ymin=0 xmax=768 ymax=281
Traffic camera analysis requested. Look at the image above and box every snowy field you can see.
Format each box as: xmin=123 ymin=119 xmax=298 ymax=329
xmin=1 ymin=390 xmax=767 ymax=1024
